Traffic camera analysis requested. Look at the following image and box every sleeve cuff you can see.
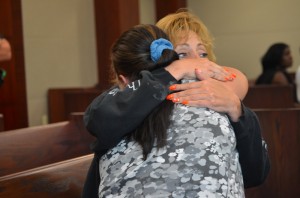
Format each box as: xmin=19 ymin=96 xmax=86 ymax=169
xmin=151 ymin=68 xmax=178 ymax=86
xmin=230 ymin=102 xmax=249 ymax=140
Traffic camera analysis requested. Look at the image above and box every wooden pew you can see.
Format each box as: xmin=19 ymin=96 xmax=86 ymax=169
xmin=1 ymin=108 xmax=299 ymax=197
xmin=0 ymin=154 xmax=93 ymax=198
xmin=0 ymin=114 xmax=4 ymax=132
xmin=243 ymin=85 xmax=296 ymax=108
xmin=48 ymin=87 xmax=103 ymax=123
xmin=245 ymin=108 xmax=300 ymax=197
xmin=0 ymin=112 xmax=95 ymax=177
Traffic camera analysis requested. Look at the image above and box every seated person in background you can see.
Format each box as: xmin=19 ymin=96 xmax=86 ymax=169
xmin=0 ymin=34 xmax=12 ymax=61
xmin=0 ymin=34 xmax=11 ymax=87
xmin=255 ymin=42 xmax=294 ymax=85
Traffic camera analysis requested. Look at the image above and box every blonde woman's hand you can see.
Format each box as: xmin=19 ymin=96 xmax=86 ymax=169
xmin=166 ymin=69 xmax=243 ymax=122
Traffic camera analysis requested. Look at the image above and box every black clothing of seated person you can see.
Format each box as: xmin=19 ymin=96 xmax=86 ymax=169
xmin=256 ymin=43 xmax=294 ymax=85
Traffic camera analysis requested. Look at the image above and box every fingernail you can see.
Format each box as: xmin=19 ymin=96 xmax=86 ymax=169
xmin=182 ymin=100 xmax=189 ymax=105
xmin=172 ymin=98 xmax=180 ymax=103
xmin=169 ymin=85 xmax=176 ymax=91
xmin=166 ymin=94 xmax=174 ymax=100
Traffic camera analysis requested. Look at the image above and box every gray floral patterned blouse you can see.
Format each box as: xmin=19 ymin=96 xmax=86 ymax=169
xmin=99 ymin=99 xmax=245 ymax=197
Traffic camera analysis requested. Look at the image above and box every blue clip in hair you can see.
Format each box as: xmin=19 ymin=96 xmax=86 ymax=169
xmin=150 ymin=38 xmax=173 ymax=62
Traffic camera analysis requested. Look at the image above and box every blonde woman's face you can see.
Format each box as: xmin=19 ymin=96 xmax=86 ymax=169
xmin=174 ymin=31 xmax=208 ymax=59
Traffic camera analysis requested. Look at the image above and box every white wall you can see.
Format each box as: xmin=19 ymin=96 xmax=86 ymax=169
xmin=22 ymin=0 xmax=155 ymax=127
xmin=22 ymin=0 xmax=300 ymax=126
xmin=188 ymin=0 xmax=300 ymax=79
xmin=139 ymin=0 xmax=155 ymax=24
xmin=22 ymin=0 xmax=97 ymax=126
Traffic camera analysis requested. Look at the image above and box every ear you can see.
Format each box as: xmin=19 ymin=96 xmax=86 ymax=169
xmin=118 ymin=74 xmax=129 ymax=88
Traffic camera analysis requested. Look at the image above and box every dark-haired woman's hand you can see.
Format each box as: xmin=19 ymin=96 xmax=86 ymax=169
xmin=165 ymin=58 xmax=234 ymax=82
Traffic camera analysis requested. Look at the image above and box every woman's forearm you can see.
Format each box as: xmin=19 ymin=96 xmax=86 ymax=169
xmin=84 ymin=69 xmax=177 ymax=152
xmin=165 ymin=58 xmax=231 ymax=81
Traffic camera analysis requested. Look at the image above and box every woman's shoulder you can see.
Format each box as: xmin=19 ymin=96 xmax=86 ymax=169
xmin=272 ymin=71 xmax=290 ymax=85
xmin=255 ymin=69 xmax=282 ymax=85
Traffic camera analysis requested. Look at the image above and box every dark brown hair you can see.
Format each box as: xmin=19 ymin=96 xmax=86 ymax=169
xmin=111 ymin=24 xmax=179 ymax=159
xmin=261 ymin=43 xmax=289 ymax=71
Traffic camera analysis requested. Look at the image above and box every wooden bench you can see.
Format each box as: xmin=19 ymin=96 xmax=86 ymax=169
xmin=0 ymin=154 xmax=93 ymax=198
xmin=48 ymin=87 xmax=103 ymax=123
xmin=0 ymin=112 xmax=95 ymax=177
xmin=243 ymin=85 xmax=296 ymax=108
xmin=1 ymin=108 xmax=299 ymax=197
xmin=0 ymin=114 xmax=4 ymax=132
xmin=245 ymin=108 xmax=300 ymax=197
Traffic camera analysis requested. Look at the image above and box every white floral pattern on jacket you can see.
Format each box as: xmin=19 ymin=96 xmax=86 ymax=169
xmin=99 ymin=101 xmax=245 ymax=198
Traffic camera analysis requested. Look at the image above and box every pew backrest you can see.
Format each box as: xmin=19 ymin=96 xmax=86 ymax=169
xmin=48 ymin=87 xmax=102 ymax=123
xmin=0 ymin=112 xmax=95 ymax=176
xmin=243 ymin=85 xmax=295 ymax=108
xmin=0 ymin=114 xmax=3 ymax=132
xmin=0 ymin=154 xmax=93 ymax=198
xmin=245 ymin=108 xmax=300 ymax=198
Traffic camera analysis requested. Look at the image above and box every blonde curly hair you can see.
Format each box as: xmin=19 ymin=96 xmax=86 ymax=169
xmin=156 ymin=9 xmax=216 ymax=62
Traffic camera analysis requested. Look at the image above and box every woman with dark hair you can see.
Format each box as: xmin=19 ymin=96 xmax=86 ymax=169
xmin=256 ymin=43 xmax=294 ymax=85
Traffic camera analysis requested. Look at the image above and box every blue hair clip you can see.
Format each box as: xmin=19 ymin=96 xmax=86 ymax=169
xmin=150 ymin=38 xmax=173 ymax=62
